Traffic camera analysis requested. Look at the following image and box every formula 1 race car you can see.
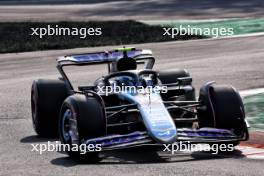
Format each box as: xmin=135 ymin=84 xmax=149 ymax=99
xmin=31 ymin=47 xmax=249 ymax=161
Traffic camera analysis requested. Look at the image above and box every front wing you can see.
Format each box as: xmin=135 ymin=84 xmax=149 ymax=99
xmin=84 ymin=128 xmax=248 ymax=151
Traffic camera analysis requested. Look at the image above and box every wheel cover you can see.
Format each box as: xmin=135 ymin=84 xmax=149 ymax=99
xmin=62 ymin=109 xmax=79 ymax=144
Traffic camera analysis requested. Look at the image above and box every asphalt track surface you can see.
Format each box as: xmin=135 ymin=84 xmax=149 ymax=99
xmin=0 ymin=36 xmax=264 ymax=175
xmin=1 ymin=0 xmax=264 ymax=21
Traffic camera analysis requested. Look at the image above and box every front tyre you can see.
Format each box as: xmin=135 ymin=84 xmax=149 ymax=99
xmin=59 ymin=93 xmax=106 ymax=162
xmin=198 ymin=84 xmax=248 ymax=146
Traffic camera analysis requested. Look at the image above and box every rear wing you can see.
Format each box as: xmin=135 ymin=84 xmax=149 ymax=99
xmin=57 ymin=48 xmax=153 ymax=65
xmin=56 ymin=48 xmax=155 ymax=91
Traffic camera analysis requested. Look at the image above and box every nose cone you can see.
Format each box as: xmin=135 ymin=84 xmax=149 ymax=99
xmin=120 ymin=92 xmax=178 ymax=144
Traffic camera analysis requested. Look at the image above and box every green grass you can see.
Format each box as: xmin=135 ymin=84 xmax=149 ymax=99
xmin=244 ymin=93 xmax=264 ymax=131
xmin=0 ymin=20 xmax=203 ymax=53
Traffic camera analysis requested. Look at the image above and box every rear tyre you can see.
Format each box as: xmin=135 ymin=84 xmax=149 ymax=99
xmin=59 ymin=94 xmax=106 ymax=162
xmin=158 ymin=69 xmax=195 ymax=101
xmin=158 ymin=69 xmax=190 ymax=84
xmin=31 ymin=79 xmax=68 ymax=137
xmin=198 ymin=84 xmax=247 ymax=146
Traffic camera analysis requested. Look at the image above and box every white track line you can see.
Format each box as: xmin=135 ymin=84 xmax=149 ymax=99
xmin=239 ymin=88 xmax=264 ymax=97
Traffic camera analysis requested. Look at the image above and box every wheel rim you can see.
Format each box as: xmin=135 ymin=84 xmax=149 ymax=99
xmin=62 ymin=109 xmax=79 ymax=144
